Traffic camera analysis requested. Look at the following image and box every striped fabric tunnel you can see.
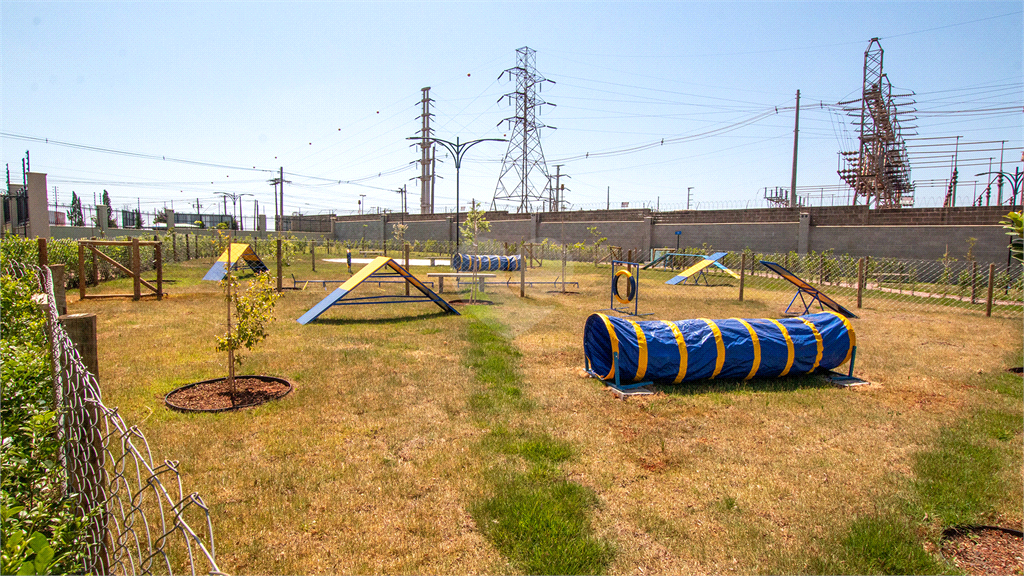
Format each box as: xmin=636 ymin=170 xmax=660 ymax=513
xmin=584 ymin=312 xmax=855 ymax=383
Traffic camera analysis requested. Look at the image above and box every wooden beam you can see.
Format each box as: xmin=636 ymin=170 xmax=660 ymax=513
xmin=87 ymin=245 xmax=157 ymax=293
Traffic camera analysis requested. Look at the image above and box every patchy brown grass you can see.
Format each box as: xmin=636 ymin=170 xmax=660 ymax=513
xmin=71 ymin=255 xmax=1022 ymax=574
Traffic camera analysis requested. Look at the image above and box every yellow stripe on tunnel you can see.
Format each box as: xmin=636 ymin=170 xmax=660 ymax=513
xmin=734 ymin=318 xmax=761 ymax=380
xmin=632 ymin=321 xmax=648 ymax=381
xmin=799 ymin=317 xmax=824 ymax=373
xmin=699 ymin=318 xmax=725 ymax=379
xmin=824 ymin=311 xmax=856 ymax=366
xmin=767 ymin=319 xmax=795 ymax=377
xmin=663 ymin=321 xmax=688 ymax=384
xmin=597 ymin=314 xmax=619 ymax=380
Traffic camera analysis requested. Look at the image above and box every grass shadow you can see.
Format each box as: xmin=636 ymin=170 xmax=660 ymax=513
xmin=308 ymin=310 xmax=453 ymax=326
xmin=656 ymin=372 xmax=835 ymax=396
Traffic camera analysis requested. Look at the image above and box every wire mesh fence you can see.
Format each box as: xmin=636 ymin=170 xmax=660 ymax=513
xmin=640 ymin=248 xmax=1022 ymax=318
xmin=4 ymin=260 xmax=222 ymax=575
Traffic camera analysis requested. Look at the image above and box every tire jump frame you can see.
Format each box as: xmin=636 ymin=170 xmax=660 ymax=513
xmin=599 ymin=260 xmax=652 ymax=317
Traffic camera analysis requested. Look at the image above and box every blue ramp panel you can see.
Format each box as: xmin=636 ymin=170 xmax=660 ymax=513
xmin=584 ymin=311 xmax=855 ymax=384
xmin=451 ymin=253 xmax=522 ymax=272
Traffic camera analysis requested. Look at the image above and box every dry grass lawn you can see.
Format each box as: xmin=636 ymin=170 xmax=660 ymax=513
xmin=71 ymin=254 xmax=1022 ymax=574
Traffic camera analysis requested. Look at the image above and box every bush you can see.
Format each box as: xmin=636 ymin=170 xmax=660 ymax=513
xmin=0 ymin=272 xmax=89 ymax=574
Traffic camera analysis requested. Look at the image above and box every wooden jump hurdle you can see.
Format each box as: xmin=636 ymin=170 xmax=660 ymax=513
xmin=78 ymin=238 xmax=163 ymax=301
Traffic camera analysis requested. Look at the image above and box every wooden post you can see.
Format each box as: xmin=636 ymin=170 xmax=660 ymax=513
xmin=78 ymin=243 xmax=86 ymax=301
xmin=404 ymin=243 xmax=411 ymax=296
xmin=49 ymin=264 xmax=67 ymax=315
xmin=970 ymin=261 xmax=978 ymax=304
xmin=856 ymin=257 xmax=865 ymax=309
xmin=311 ymin=241 xmax=316 ymax=273
xmin=155 ymin=243 xmax=163 ymax=301
xmin=57 ymin=312 xmax=109 ymax=575
xmin=986 ymin=263 xmax=995 ymax=317
xmin=520 ymin=243 xmax=526 ymax=298
xmin=186 ymin=234 xmax=191 ymax=260
xmin=819 ymin=252 xmax=825 ymax=285
xmin=739 ymin=253 xmax=746 ymax=301
xmin=561 ymin=245 xmax=567 ymax=293
xmin=276 ymin=238 xmax=283 ymax=293
xmin=90 ymin=238 xmax=98 ymax=287
xmin=131 ymin=237 xmax=141 ymax=301
xmin=38 ymin=237 xmax=48 ymax=266
xmin=172 ymin=234 xmax=177 ymax=262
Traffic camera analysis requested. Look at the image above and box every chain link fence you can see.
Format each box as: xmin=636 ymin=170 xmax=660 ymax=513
xmin=640 ymin=248 xmax=1022 ymax=318
xmin=4 ymin=261 xmax=222 ymax=575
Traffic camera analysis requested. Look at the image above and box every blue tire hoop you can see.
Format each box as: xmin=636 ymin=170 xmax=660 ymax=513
xmin=613 ymin=270 xmax=637 ymax=305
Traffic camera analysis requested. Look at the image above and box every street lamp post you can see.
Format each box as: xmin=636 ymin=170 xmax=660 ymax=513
xmin=976 ymin=168 xmax=1023 ymax=210
xmin=408 ymin=135 xmax=504 ymax=254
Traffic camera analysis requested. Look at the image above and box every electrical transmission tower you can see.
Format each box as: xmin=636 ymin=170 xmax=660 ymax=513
xmin=838 ymin=38 xmax=917 ymax=209
xmin=492 ymin=46 xmax=556 ymax=213
xmin=416 ymin=87 xmax=436 ymax=214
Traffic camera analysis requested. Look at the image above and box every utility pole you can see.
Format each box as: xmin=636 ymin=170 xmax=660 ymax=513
xmin=790 ymin=89 xmax=800 ymax=208
xmin=396 ymin=185 xmax=408 ymax=216
xmin=359 ymin=194 xmax=366 ymax=215
xmin=418 ymin=87 xmax=434 ymax=214
xmin=606 ymin=186 xmax=610 ymax=211
xmin=279 ymin=167 xmax=285 ymax=230
xmin=551 ymin=165 xmax=566 ymax=212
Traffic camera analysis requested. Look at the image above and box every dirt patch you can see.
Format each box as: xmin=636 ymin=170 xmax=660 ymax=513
xmin=941 ymin=526 xmax=1023 ymax=575
xmin=165 ymin=376 xmax=291 ymax=412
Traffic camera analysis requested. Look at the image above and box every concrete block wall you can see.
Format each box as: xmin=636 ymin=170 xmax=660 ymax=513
xmin=325 ymin=205 xmax=1014 ymax=264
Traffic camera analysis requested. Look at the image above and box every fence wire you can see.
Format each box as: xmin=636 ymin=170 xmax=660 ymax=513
xmin=4 ymin=261 xmax=223 ymax=576
xmin=639 ymin=249 xmax=1022 ymax=318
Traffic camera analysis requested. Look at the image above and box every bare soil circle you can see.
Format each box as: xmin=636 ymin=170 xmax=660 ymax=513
xmin=165 ymin=375 xmax=292 ymax=413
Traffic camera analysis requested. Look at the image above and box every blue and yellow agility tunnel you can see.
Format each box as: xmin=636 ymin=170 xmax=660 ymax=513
xmin=584 ymin=312 xmax=855 ymax=384
xmin=451 ymin=254 xmax=522 ymax=272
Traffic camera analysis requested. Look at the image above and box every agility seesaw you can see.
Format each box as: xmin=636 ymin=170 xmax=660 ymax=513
xmin=760 ymin=261 xmax=857 ymax=319
xmin=297 ymin=257 xmax=457 ymax=324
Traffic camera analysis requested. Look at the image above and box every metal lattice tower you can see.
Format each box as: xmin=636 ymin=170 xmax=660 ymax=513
xmin=838 ymin=38 xmax=917 ymax=208
xmin=492 ymin=47 xmax=556 ymax=213
xmin=417 ymin=87 xmax=435 ymax=214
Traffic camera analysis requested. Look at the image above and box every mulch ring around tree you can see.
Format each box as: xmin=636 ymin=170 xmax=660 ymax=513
xmin=940 ymin=525 xmax=1024 ymax=576
xmin=165 ymin=375 xmax=292 ymax=413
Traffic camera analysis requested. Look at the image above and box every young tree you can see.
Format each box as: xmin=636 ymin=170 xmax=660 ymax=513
xmin=66 ymin=192 xmax=85 ymax=226
xmin=214 ymin=236 xmax=281 ymax=405
xmin=133 ymin=209 xmax=143 ymax=229
xmin=1002 ymin=211 xmax=1023 ymax=264
xmin=460 ymin=202 xmax=491 ymax=303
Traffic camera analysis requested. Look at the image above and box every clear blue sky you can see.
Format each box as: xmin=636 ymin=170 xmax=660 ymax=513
xmin=2 ymin=1 xmax=1021 ymax=225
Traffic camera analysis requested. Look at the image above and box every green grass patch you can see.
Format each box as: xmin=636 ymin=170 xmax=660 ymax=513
xmin=809 ymin=515 xmax=953 ymax=575
xmin=483 ymin=425 xmax=574 ymax=465
xmin=472 ymin=471 xmax=613 ymax=576
xmin=462 ymin=311 xmax=612 ymax=574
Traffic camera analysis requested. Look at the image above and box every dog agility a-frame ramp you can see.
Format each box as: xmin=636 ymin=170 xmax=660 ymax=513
xmin=203 ymin=243 xmax=269 ymax=281
xmin=297 ymin=256 xmax=459 ymax=324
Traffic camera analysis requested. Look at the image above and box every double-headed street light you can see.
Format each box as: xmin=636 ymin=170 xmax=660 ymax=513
xmin=408 ymin=135 xmax=505 ymax=253
xmin=976 ymin=167 xmax=1023 ymax=209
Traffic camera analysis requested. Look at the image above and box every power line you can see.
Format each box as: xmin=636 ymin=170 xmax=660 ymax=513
xmin=0 ymin=132 xmax=275 ymax=173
